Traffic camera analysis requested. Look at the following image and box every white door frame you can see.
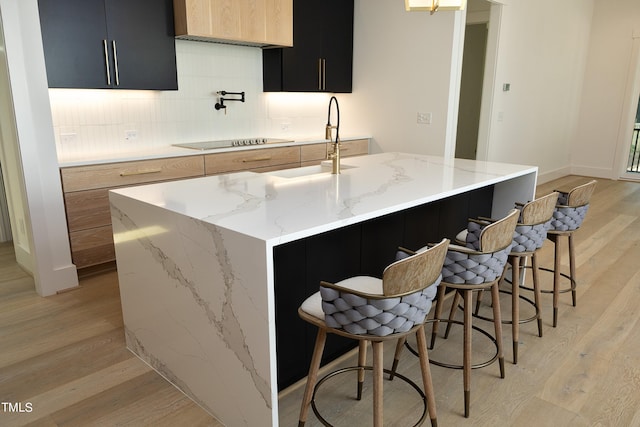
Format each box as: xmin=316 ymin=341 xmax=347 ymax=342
xmin=445 ymin=0 xmax=505 ymax=160
xmin=474 ymin=0 xmax=503 ymax=161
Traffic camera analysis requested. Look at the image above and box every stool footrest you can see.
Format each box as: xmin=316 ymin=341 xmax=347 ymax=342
xmin=310 ymin=366 xmax=428 ymax=427
xmin=473 ymin=288 xmax=540 ymax=325
xmin=409 ymin=320 xmax=500 ymax=370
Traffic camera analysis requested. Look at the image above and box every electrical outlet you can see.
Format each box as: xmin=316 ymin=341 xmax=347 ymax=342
xmin=417 ymin=112 xmax=432 ymax=125
xmin=60 ymin=133 xmax=77 ymax=143
xmin=125 ymin=130 xmax=138 ymax=141
xmin=281 ymin=122 xmax=290 ymax=132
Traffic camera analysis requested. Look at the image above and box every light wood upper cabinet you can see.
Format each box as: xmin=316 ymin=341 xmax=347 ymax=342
xmin=173 ymin=0 xmax=292 ymax=47
xmin=265 ymin=0 xmax=293 ymax=47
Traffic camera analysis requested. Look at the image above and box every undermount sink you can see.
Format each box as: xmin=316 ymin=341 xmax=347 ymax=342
xmin=266 ymin=163 xmax=355 ymax=179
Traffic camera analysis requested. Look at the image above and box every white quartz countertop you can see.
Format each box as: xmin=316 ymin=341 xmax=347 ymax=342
xmin=110 ymin=152 xmax=538 ymax=246
xmin=57 ymin=136 xmax=369 ymax=167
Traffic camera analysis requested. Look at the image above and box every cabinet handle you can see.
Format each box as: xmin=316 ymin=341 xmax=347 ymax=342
xmin=242 ymin=156 xmax=272 ymax=163
xmin=318 ymin=58 xmax=322 ymax=91
xmin=103 ymin=40 xmax=111 ymax=85
xmin=119 ymin=168 xmax=162 ymax=177
xmin=322 ymin=59 xmax=326 ymax=91
xmin=112 ymin=40 xmax=120 ymax=86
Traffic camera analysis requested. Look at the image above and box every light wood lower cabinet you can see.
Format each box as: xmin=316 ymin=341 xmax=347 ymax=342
xmin=300 ymin=143 xmax=328 ymax=166
xmin=61 ymin=140 xmax=369 ymax=269
xmin=64 ymin=188 xmax=112 ymax=232
xmin=61 ymin=156 xmax=206 ymax=192
xmin=61 ymin=156 xmax=205 ymax=269
xmin=300 ymin=139 xmax=369 ymax=167
xmin=339 ymin=138 xmax=369 ymax=158
xmin=69 ymin=225 xmax=116 ymax=269
xmin=204 ymin=146 xmax=300 ymax=175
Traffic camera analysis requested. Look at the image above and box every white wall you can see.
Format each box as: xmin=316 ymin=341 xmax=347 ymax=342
xmin=485 ymin=0 xmax=595 ymax=182
xmin=0 ymin=0 xmax=77 ymax=296
xmin=347 ymin=0 xmax=458 ymax=156
xmin=573 ymin=0 xmax=640 ymax=179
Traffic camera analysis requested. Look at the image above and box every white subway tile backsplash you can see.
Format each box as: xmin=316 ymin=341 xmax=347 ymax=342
xmin=50 ymin=40 xmax=338 ymax=160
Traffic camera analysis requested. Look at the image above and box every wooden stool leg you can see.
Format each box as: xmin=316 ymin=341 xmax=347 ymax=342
xmin=416 ymin=325 xmax=438 ymax=427
xmin=511 ymin=256 xmax=520 ymax=365
xmin=298 ymin=328 xmax=327 ymax=427
xmin=357 ymin=340 xmax=367 ymax=400
xmin=390 ymin=336 xmax=406 ymax=380
xmin=372 ymin=341 xmax=384 ymax=427
xmin=463 ymin=289 xmax=472 ymax=418
xmin=491 ymin=281 xmax=505 ymax=379
xmin=569 ymin=233 xmax=577 ymax=306
xmin=474 ymin=290 xmax=485 ymax=315
xmin=444 ymin=290 xmax=461 ymax=339
xmin=430 ymin=285 xmax=447 ymax=349
xmin=531 ymin=252 xmax=543 ymax=337
xmin=553 ymin=236 xmax=562 ymax=327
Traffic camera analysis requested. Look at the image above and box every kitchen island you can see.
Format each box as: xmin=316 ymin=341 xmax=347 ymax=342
xmin=109 ymin=152 xmax=537 ymax=426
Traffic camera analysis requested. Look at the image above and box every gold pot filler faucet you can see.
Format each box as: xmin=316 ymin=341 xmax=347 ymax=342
xmin=326 ymin=96 xmax=341 ymax=174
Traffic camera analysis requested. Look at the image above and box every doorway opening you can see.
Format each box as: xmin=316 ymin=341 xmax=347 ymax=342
xmin=455 ymin=0 xmax=500 ymax=161
xmin=456 ymin=21 xmax=488 ymax=159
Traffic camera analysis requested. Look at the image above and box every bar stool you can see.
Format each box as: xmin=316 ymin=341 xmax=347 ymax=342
xmin=297 ymin=238 xmax=449 ymax=427
xmin=392 ymin=209 xmax=519 ymax=418
xmin=466 ymin=192 xmax=559 ymax=364
xmin=539 ymin=180 xmax=597 ymax=327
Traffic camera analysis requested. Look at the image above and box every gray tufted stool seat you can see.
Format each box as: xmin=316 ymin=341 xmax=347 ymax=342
xmin=297 ymin=238 xmax=449 ymax=427
xmin=543 ymin=180 xmax=597 ymax=327
xmin=460 ymin=192 xmax=559 ymax=364
xmin=391 ymin=209 xmax=520 ymax=419
xmin=318 ymin=275 xmax=441 ymax=336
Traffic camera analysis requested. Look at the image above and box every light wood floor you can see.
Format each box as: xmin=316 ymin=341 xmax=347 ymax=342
xmin=2 ymin=175 xmax=640 ymax=426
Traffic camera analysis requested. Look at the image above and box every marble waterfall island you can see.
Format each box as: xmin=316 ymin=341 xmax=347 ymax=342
xmin=109 ymin=152 xmax=538 ymax=426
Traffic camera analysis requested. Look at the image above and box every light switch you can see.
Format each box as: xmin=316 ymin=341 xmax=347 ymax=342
xmin=125 ymin=130 xmax=138 ymax=140
xmin=60 ymin=133 xmax=77 ymax=143
xmin=417 ymin=112 xmax=432 ymax=124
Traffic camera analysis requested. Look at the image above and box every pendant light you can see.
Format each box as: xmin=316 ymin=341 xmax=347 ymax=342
xmin=405 ymin=0 xmax=467 ymax=14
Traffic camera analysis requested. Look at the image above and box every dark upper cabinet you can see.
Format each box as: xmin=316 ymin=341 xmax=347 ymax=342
xmin=38 ymin=0 xmax=178 ymax=90
xmin=262 ymin=0 xmax=353 ymax=93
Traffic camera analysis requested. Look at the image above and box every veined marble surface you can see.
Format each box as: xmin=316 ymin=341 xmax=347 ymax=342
xmin=110 ymin=152 xmax=537 ymax=426
xmin=111 ymin=152 xmax=538 ymax=245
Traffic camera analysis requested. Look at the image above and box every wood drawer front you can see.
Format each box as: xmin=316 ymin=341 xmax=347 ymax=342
xmin=340 ymin=139 xmax=369 ymax=157
xmin=64 ymin=188 xmax=111 ymax=233
xmin=300 ymin=139 xmax=369 ymax=164
xmin=204 ymin=146 xmax=300 ymax=175
xmin=61 ymin=156 xmax=205 ymax=192
xmin=69 ymin=225 xmax=115 ymax=268
xmin=300 ymin=143 xmax=327 ymax=163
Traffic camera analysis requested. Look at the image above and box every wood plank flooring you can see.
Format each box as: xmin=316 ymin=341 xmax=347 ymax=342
xmin=1 ymin=175 xmax=640 ymax=426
